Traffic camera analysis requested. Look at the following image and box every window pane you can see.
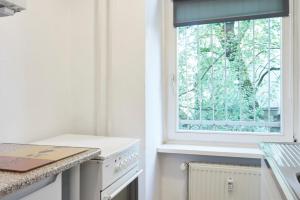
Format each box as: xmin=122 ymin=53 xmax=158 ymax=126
xmin=177 ymin=18 xmax=282 ymax=134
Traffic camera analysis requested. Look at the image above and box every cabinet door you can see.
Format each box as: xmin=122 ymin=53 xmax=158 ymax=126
xmin=21 ymin=174 xmax=62 ymax=200
xmin=261 ymin=159 xmax=284 ymax=200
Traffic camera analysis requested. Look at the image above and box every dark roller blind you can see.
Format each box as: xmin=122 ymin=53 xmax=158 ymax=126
xmin=173 ymin=0 xmax=289 ymax=27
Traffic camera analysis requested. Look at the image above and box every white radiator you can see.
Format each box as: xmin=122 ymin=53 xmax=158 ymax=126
xmin=188 ymin=163 xmax=261 ymax=200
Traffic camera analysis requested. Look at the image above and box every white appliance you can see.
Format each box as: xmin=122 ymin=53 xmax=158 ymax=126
xmin=35 ymin=134 xmax=142 ymax=200
xmin=0 ymin=0 xmax=25 ymax=17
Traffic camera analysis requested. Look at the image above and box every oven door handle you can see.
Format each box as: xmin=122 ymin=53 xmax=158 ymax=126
xmin=103 ymin=170 xmax=143 ymax=200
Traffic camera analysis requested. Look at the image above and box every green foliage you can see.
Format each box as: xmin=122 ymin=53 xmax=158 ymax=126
xmin=177 ymin=18 xmax=281 ymax=133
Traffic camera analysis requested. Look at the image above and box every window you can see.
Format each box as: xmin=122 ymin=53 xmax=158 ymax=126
xmin=165 ymin=0 xmax=293 ymax=143
xmin=178 ymin=18 xmax=282 ymax=133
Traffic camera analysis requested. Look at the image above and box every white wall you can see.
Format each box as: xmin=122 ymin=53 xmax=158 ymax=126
xmin=0 ymin=0 xmax=96 ymax=143
xmin=67 ymin=0 xmax=96 ymax=134
xmin=294 ymin=0 xmax=300 ymax=141
xmin=145 ymin=0 xmax=163 ymax=199
xmin=160 ymin=155 xmax=189 ymax=200
xmin=97 ymin=0 xmax=164 ymax=199
xmin=99 ymin=0 xmax=146 ymax=199
xmin=106 ymin=0 xmax=145 ymax=139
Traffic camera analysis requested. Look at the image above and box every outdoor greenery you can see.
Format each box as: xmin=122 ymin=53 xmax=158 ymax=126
xmin=177 ymin=18 xmax=281 ymax=133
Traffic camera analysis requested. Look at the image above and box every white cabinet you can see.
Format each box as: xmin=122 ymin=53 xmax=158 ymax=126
xmin=20 ymin=174 xmax=62 ymax=200
xmin=2 ymin=174 xmax=62 ymax=200
xmin=261 ymin=159 xmax=284 ymax=200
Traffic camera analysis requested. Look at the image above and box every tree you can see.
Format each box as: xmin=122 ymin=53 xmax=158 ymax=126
xmin=177 ymin=18 xmax=281 ymax=132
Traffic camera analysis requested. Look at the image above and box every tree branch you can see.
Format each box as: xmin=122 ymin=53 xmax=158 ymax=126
xmin=178 ymin=52 xmax=225 ymax=97
xmin=249 ymin=48 xmax=280 ymax=67
xmin=256 ymin=67 xmax=280 ymax=87
xmin=200 ymin=53 xmax=225 ymax=81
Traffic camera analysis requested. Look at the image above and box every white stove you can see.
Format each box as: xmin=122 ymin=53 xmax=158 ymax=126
xmin=35 ymin=134 xmax=142 ymax=200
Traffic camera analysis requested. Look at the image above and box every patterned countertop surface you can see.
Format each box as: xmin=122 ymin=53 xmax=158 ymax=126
xmin=0 ymin=144 xmax=101 ymax=198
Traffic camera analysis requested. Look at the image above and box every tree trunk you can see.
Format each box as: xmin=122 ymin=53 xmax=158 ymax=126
xmin=219 ymin=21 xmax=259 ymax=120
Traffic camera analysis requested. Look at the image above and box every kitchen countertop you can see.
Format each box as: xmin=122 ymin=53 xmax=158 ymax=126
xmin=0 ymin=146 xmax=101 ymax=198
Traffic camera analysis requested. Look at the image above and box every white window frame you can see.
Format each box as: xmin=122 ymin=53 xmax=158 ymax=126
xmin=164 ymin=0 xmax=294 ymax=143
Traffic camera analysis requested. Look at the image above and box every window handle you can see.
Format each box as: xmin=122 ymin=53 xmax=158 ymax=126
xmin=171 ymin=73 xmax=177 ymax=94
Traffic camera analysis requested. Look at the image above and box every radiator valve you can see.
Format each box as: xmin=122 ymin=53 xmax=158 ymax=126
xmin=180 ymin=163 xmax=188 ymax=171
xmin=227 ymin=177 xmax=234 ymax=192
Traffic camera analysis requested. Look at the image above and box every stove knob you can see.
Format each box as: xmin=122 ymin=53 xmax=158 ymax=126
xmin=122 ymin=164 xmax=127 ymax=170
xmin=119 ymin=161 xmax=126 ymax=168
xmin=115 ymin=165 xmax=120 ymax=172
xmin=128 ymin=156 xmax=133 ymax=162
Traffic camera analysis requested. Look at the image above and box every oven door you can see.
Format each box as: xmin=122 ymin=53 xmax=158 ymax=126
xmin=100 ymin=169 xmax=142 ymax=200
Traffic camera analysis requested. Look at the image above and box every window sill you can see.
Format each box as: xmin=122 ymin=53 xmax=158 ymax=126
xmin=157 ymin=143 xmax=263 ymax=159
